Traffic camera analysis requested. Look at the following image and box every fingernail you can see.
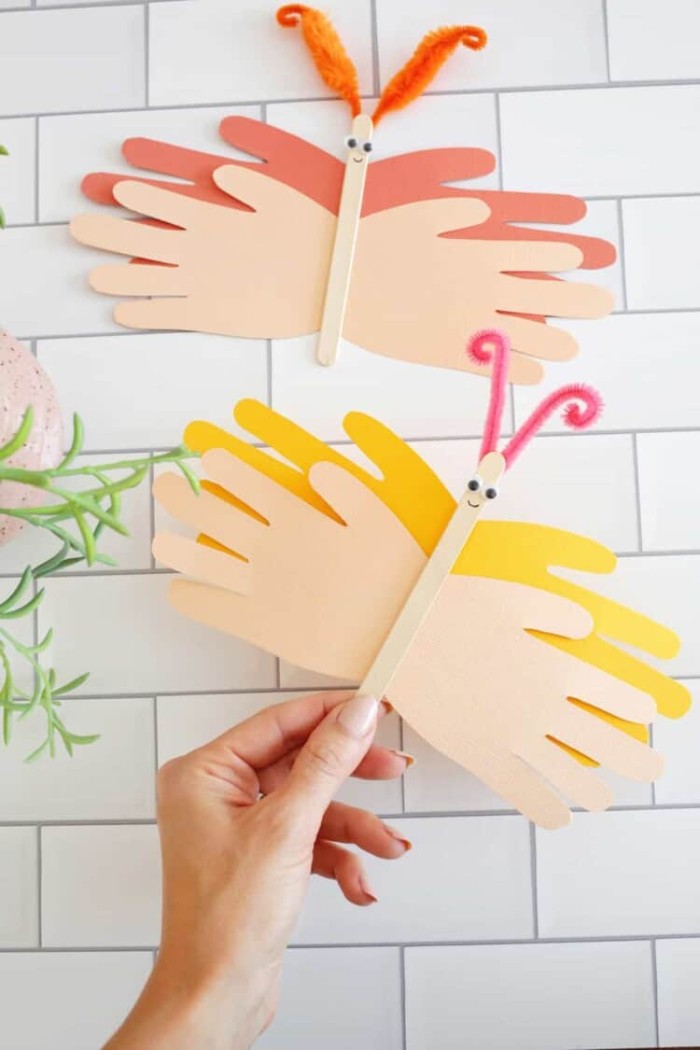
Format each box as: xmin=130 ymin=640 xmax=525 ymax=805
xmin=390 ymin=749 xmax=416 ymax=768
xmin=360 ymin=875 xmax=378 ymax=904
xmin=338 ymin=695 xmax=379 ymax=739
xmin=385 ymin=825 xmax=413 ymax=852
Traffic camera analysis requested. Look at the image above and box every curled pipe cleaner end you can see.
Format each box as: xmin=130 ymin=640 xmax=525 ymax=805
xmin=276 ymin=5 xmax=362 ymax=118
xmin=372 ymin=24 xmax=487 ymax=125
xmin=466 ymin=329 xmax=511 ymax=461
xmin=502 ymin=383 xmax=604 ymax=469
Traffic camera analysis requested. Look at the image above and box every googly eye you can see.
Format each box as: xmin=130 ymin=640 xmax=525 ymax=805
xmin=467 ymin=477 xmax=482 ymax=493
xmin=344 ymin=135 xmax=358 ymax=149
xmin=484 ymin=485 xmax=499 ymax=501
xmin=362 ymin=140 xmax=373 ymax=153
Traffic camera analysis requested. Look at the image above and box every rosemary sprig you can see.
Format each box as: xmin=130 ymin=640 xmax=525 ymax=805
xmin=0 ymin=407 xmax=200 ymax=759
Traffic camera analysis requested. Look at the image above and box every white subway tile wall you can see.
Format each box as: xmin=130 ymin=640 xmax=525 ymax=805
xmin=0 ymin=2 xmax=698 ymax=1047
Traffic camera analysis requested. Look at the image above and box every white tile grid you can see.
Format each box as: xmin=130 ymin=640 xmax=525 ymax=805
xmin=0 ymin=2 xmax=699 ymax=1049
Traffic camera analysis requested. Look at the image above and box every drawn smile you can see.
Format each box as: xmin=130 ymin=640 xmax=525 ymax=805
xmin=468 ymin=500 xmax=480 ymax=509
xmin=352 ymin=156 xmax=363 ymax=163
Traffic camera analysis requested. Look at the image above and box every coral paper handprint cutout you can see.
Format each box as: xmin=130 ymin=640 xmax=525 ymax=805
xmin=153 ymin=332 xmax=689 ymax=828
xmin=71 ymin=6 xmax=616 ymax=383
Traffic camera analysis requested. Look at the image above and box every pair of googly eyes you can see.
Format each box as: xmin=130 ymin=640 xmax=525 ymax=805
xmin=467 ymin=477 xmax=499 ymax=501
xmin=344 ymin=135 xmax=373 ymax=152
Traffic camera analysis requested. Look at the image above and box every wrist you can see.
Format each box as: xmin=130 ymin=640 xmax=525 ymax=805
xmin=105 ymin=952 xmax=269 ymax=1050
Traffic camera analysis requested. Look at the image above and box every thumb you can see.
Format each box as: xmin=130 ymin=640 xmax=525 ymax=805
xmin=281 ymin=695 xmax=379 ymax=828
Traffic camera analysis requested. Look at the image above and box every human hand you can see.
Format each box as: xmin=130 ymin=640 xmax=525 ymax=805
xmin=153 ymin=451 xmax=425 ymax=679
xmin=387 ymin=575 xmax=662 ymax=829
xmin=105 ymin=691 xmax=410 ymax=1050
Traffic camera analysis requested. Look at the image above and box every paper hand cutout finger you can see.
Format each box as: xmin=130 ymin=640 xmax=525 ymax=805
xmin=153 ymin=458 xmax=663 ymax=828
xmin=72 ymin=10 xmax=615 ymax=378
xmin=346 ymin=199 xmax=610 ymax=382
xmin=185 ymin=398 xmax=690 ymax=731
xmin=71 ymin=169 xmax=336 ymax=338
xmin=82 ymin=118 xmax=614 ymax=267
xmin=72 ymin=168 xmax=611 ymax=381
xmin=388 ymin=574 xmax=661 ymax=830
xmin=154 ymin=455 xmax=426 ymax=678
xmin=154 ymin=332 xmax=688 ymax=824
xmin=81 ymin=116 xmax=346 ymax=216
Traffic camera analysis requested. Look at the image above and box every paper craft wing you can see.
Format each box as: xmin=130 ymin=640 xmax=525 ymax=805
xmin=72 ymin=117 xmax=616 ymax=381
xmin=183 ymin=400 xmax=690 ymax=738
xmin=152 ymin=419 xmax=674 ymax=828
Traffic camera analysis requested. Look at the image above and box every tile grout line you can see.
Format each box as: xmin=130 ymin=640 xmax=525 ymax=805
xmin=493 ymin=93 xmax=504 ymax=190
xmin=630 ymin=433 xmax=645 ymax=553
xmin=5 ymin=799 xmax=700 ymax=826
xmin=1 ymin=932 xmax=699 ymax=954
xmin=152 ymin=695 xmax=159 ymax=774
xmin=5 ymin=77 xmax=700 ymax=123
xmin=529 ymin=822 xmax=540 ymax=939
xmin=4 ymin=0 xmax=186 ymax=11
xmin=615 ymin=197 xmax=629 ymax=309
xmin=143 ymin=0 xmax=150 ymax=109
xmin=33 ymin=116 xmax=40 ymax=223
xmin=368 ymin=0 xmax=381 ymax=97
xmin=399 ymin=945 xmax=407 ymax=1050
xmin=651 ymin=938 xmax=661 ymax=1046
xmin=4 ymin=426 xmax=700 ymax=461
xmin=36 ymin=824 xmax=43 ymax=948
xmin=148 ymin=462 xmax=156 ymax=570
xmin=601 ymin=0 xmax=612 ymax=83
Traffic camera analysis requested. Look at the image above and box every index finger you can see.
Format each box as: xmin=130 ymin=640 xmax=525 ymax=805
xmin=200 ymin=691 xmax=355 ymax=770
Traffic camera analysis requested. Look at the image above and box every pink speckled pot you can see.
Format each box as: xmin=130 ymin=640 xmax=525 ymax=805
xmin=0 ymin=330 xmax=63 ymax=546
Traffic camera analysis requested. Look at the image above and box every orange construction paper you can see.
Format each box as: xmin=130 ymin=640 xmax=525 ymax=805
xmin=72 ymin=117 xmax=616 ymax=382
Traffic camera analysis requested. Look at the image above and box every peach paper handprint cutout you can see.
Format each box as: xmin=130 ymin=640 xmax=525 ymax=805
xmin=183 ymin=398 xmax=689 ymax=731
xmin=152 ymin=332 xmax=688 ymax=827
xmin=153 ymin=421 xmax=665 ymax=830
xmin=72 ymin=8 xmax=616 ymax=382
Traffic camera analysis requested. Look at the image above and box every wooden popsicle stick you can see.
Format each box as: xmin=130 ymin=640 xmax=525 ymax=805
xmin=317 ymin=114 xmax=374 ymax=366
xmin=359 ymin=451 xmax=506 ymax=701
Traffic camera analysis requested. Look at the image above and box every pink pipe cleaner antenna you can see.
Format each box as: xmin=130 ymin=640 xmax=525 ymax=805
xmin=502 ymin=383 xmax=603 ymax=468
xmin=466 ymin=326 xmax=604 ymax=470
xmin=466 ymin=329 xmax=510 ymax=461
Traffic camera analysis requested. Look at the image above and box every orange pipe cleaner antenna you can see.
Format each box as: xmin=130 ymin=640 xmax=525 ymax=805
xmin=277 ymin=5 xmax=362 ymax=117
xmin=372 ymin=24 xmax=487 ymax=125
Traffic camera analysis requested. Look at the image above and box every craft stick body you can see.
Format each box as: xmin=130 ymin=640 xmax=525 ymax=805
xmin=360 ymin=451 xmax=505 ymax=699
xmin=317 ymin=114 xmax=373 ymax=366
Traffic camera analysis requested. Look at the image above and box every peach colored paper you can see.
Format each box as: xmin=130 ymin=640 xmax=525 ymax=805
xmin=153 ymin=450 xmax=664 ymax=829
xmin=183 ymin=400 xmax=690 ymax=732
xmin=72 ymin=118 xmax=617 ymax=382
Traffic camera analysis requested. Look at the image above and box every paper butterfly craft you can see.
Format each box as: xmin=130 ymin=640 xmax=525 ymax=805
xmin=153 ymin=331 xmax=690 ymax=830
xmin=71 ymin=5 xmax=615 ymax=382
